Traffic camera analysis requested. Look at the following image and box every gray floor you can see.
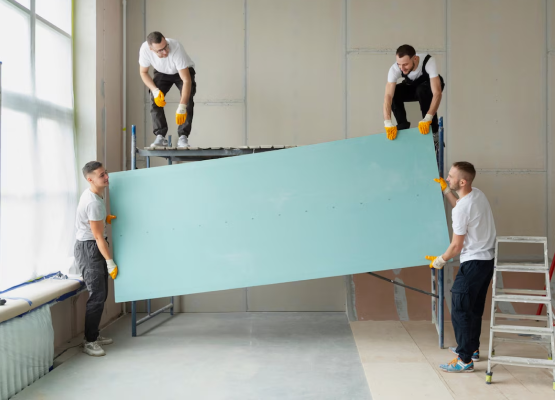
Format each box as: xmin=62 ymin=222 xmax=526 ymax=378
xmin=15 ymin=312 xmax=372 ymax=400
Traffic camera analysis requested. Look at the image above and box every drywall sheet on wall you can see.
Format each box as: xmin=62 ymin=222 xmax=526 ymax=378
xmin=110 ymin=128 xmax=450 ymax=302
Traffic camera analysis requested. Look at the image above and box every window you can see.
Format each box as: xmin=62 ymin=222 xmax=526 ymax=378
xmin=0 ymin=0 xmax=77 ymax=291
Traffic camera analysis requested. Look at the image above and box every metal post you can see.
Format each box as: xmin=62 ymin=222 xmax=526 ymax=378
xmin=131 ymin=301 xmax=137 ymax=337
xmin=438 ymin=116 xmax=445 ymax=349
xmin=431 ymin=268 xmax=437 ymax=325
xmin=128 ymin=124 xmax=175 ymax=336
xmin=168 ymin=135 xmax=172 ymax=165
xmin=131 ymin=124 xmax=137 ymax=337
xmin=131 ymin=125 xmax=136 ymax=170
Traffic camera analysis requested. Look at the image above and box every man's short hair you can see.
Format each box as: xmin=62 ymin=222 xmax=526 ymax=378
xmin=82 ymin=161 xmax=103 ymax=178
xmin=452 ymin=161 xmax=476 ymax=183
xmin=396 ymin=44 xmax=416 ymax=59
xmin=147 ymin=31 xmax=165 ymax=46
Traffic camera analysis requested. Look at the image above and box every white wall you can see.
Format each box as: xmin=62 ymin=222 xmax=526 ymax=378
xmin=124 ymin=0 xmax=555 ymax=318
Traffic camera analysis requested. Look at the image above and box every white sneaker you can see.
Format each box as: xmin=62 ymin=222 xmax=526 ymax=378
xmin=177 ymin=135 xmax=189 ymax=148
xmin=83 ymin=341 xmax=106 ymax=357
xmin=151 ymin=134 xmax=168 ymax=147
xmin=84 ymin=336 xmax=113 ymax=346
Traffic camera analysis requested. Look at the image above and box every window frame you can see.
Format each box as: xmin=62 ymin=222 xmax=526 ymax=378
xmin=0 ymin=0 xmax=74 ymax=290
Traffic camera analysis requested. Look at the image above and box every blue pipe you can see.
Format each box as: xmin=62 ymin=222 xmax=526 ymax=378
xmin=131 ymin=125 xmax=136 ymax=170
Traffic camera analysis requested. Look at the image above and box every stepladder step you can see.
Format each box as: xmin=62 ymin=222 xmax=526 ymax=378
xmin=489 ymin=355 xmax=555 ymax=369
xmin=491 ymin=325 xmax=553 ymax=335
xmin=493 ymin=294 xmax=551 ymax=304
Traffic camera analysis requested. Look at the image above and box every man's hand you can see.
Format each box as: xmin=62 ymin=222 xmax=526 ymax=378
xmin=425 ymin=255 xmax=446 ymax=269
xmin=434 ymin=177 xmax=451 ymax=195
xmin=418 ymin=114 xmax=433 ymax=134
xmin=385 ymin=120 xmax=397 ymax=140
xmin=176 ymin=104 xmax=187 ymax=125
xmin=152 ymin=88 xmax=166 ymax=107
xmin=106 ymin=215 xmax=117 ymax=224
xmin=106 ymin=259 xmax=118 ymax=279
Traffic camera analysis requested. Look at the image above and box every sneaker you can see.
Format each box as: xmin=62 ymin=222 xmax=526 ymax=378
xmin=439 ymin=357 xmax=474 ymax=373
xmin=177 ymin=135 xmax=189 ymax=148
xmin=83 ymin=336 xmax=113 ymax=346
xmin=449 ymin=346 xmax=479 ymax=361
xmin=151 ymin=134 xmax=168 ymax=147
xmin=83 ymin=341 xmax=106 ymax=357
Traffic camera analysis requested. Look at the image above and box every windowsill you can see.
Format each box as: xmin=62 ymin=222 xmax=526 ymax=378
xmin=0 ymin=275 xmax=85 ymax=324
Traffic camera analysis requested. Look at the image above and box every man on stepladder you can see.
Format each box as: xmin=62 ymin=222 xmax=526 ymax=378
xmin=383 ymin=44 xmax=445 ymax=149
xmin=74 ymin=161 xmax=118 ymax=357
xmin=139 ymin=31 xmax=196 ymax=148
xmin=426 ymin=162 xmax=497 ymax=373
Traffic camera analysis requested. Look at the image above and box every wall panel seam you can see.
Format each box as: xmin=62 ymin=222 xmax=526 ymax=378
xmin=347 ymin=49 xmax=446 ymax=55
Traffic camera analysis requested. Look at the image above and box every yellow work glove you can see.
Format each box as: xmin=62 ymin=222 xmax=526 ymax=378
xmin=418 ymin=114 xmax=433 ymax=134
xmin=106 ymin=215 xmax=117 ymax=224
xmin=384 ymin=120 xmax=397 ymax=140
xmin=152 ymin=88 xmax=166 ymax=107
xmin=433 ymin=177 xmax=451 ymax=195
xmin=106 ymin=259 xmax=118 ymax=279
xmin=176 ymin=104 xmax=187 ymax=125
xmin=425 ymin=255 xmax=446 ymax=269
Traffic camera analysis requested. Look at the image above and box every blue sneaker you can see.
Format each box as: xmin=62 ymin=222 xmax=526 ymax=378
xmin=440 ymin=357 xmax=474 ymax=373
xmin=449 ymin=346 xmax=479 ymax=361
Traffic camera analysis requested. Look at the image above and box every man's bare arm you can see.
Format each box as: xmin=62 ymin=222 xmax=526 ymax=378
xmin=442 ymin=233 xmax=465 ymax=261
xmin=427 ymin=76 xmax=442 ymax=116
xmin=139 ymin=66 xmax=157 ymax=92
xmin=445 ymin=191 xmax=458 ymax=208
xmin=177 ymin=68 xmax=192 ymax=104
xmin=383 ymin=82 xmax=396 ymax=120
xmin=90 ymin=220 xmax=111 ymax=261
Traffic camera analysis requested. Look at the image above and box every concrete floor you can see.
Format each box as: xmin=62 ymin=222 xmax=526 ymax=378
xmin=14 ymin=312 xmax=372 ymax=400
xmin=13 ymin=313 xmax=555 ymax=400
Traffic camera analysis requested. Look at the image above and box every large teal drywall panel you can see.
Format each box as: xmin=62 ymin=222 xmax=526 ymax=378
xmin=110 ymin=129 xmax=450 ymax=302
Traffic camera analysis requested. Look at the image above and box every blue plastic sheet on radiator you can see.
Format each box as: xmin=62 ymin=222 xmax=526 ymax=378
xmin=109 ymin=128 xmax=450 ymax=303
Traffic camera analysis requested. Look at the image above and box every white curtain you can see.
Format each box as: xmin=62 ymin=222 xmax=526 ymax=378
xmin=0 ymin=0 xmax=77 ymax=291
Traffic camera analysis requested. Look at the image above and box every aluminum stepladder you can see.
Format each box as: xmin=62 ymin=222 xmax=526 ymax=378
xmin=486 ymin=236 xmax=555 ymax=390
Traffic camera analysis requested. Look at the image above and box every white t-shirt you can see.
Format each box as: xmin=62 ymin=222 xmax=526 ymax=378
xmin=139 ymin=38 xmax=195 ymax=75
xmin=76 ymin=189 xmax=106 ymax=241
xmin=387 ymin=53 xmax=439 ymax=83
xmin=452 ymin=188 xmax=496 ymax=263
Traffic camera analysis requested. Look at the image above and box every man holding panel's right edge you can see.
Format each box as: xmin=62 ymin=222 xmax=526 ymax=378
xmin=426 ymin=162 xmax=496 ymax=373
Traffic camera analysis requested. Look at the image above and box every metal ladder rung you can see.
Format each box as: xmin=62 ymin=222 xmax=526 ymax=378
xmin=497 ymin=289 xmax=548 ymax=296
xmin=493 ymin=294 xmax=551 ymax=304
xmin=491 ymin=325 xmax=553 ymax=335
xmin=495 ymin=263 xmax=548 ymax=273
xmin=495 ymin=312 xmax=549 ymax=321
xmin=495 ymin=236 xmax=548 ymax=243
xmin=489 ymin=355 xmax=555 ymax=368
xmin=493 ymin=336 xmax=552 ymax=346
xmin=495 ymin=267 xmax=549 ymax=273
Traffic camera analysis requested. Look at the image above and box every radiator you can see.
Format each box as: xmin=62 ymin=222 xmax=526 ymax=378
xmin=0 ymin=305 xmax=54 ymax=400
